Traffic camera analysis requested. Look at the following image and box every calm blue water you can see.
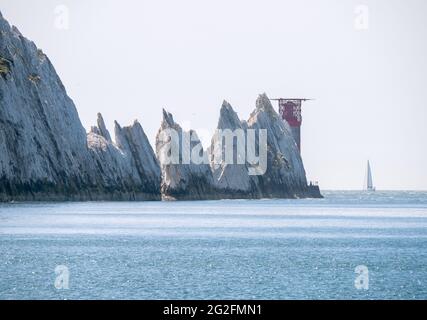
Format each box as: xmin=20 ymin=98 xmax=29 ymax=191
xmin=0 ymin=191 xmax=426 ymax=300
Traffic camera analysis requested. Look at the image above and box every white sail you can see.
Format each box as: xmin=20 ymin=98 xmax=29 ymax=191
xmin=365 ymin=160 xmax=375 ymax=191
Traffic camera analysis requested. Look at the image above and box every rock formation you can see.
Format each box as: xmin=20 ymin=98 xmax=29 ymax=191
xmin=247 ymin=94 xmax=313 ymax=198
xmin=0 ymin=11 xmax=321 ymax=201
xmin=0 ymin=11 xmax=160 ymax=201
xmin=155 ymin=109 xmax=217 ymax=200
xmin=206 ymin=95 xmax=321 ymax=199
xmin=209 ymin=101 xmax=261 ymax=198
xmin=87 ymin=114 xmax=161 ymax=200
xmin=154 ymin=96 xmax=322 ymax=200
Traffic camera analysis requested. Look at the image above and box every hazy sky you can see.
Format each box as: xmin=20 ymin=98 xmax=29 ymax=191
xmin=1 ymin=0 xmax=426 ymax=190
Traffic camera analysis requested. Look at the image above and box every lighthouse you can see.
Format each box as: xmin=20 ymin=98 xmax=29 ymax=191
xmin=271 ymin=98 xmax=313 ymax=153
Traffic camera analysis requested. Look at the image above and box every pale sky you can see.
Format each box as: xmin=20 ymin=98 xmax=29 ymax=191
xmin=1 ymin=0 xmax=426 ymax=190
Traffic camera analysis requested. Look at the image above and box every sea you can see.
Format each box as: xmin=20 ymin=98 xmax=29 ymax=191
xmin=0 ymin=191 xmax=426 ymax=300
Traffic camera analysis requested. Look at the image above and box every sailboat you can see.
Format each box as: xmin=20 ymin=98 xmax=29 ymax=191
xmin=365 ymin=160 xmax=376 ymax=192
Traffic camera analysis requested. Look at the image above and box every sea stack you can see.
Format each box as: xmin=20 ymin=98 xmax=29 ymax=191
xmin=209 ymin=101 xmax=261 ymax=198
xmin=208 ymin=95 xmax=321 ymax=199
xmin=155 ymin=109 xmax=217 ymax=200
xmin=247 ymin=94 xmax=315 ymax=198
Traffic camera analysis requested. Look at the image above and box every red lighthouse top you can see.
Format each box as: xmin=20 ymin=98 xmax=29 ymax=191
xmin=271 ymin=98 xmax=313 ymax=153
xmin=279 ymin=100 xmax=302 ymax=127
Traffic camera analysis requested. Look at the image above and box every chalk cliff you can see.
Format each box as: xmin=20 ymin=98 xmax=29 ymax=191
xmin=0 ymin=11 xmax=321 ymax=201
xmin=0 ymin=12 xmax=160 ymax=201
